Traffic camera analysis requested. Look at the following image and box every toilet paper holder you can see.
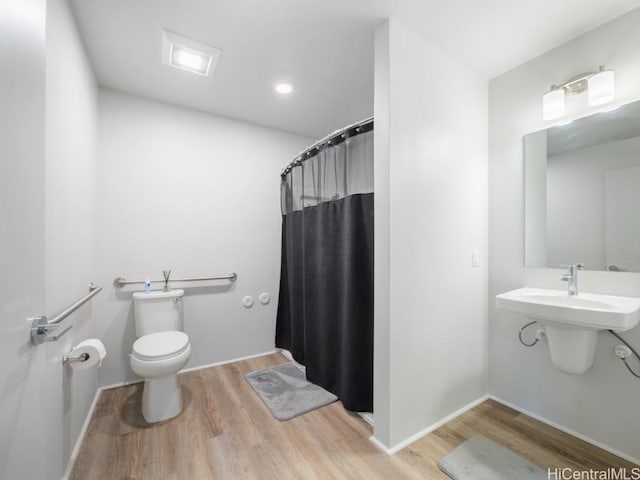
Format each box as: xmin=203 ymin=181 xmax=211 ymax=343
xmin=62 ymin=352 xmax=90 ymax=366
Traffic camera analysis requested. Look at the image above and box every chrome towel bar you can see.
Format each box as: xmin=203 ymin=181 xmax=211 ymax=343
xmin=113 ymin=273 xmax=237 ymax=287
xmin=30 ymin=283 xmax=103 ymax=345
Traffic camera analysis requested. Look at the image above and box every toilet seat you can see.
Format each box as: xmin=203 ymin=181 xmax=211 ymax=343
xmin=132 ymin=331 xmax=190 ymax=361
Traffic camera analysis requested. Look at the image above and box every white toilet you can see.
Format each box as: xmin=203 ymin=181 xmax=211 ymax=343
xmin=130 ymin=289 xmax=192 ymax=423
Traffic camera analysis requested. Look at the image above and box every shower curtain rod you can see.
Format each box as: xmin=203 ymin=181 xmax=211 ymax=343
xmin=281 ymin=116 xmax=373 ymax=178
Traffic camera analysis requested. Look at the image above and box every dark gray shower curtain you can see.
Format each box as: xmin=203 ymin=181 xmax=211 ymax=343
xmin=276 ymin=125 xmax=374 ymax=412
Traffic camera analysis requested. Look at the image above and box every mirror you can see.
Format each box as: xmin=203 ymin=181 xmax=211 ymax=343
xmin=524 ymin=100 xmax=640 ymax=272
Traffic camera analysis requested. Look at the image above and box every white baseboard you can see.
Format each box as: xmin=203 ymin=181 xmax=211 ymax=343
xmin=369 ymin=394 xmax=490 ymax=455
xmin=100 ymin=378 xmax=143 ymax=391
xmin=180 ymin=349 xmax=279 ymax=374
xmin=62 ymin=350 xmax=280 ymax=478
xmin=489 ymin=395 xmax=640 ymax=467
xmin=101 ymin=350 xmax=281 ymax=392
xmin=61 ymin=357 xmax=640 ymax=477
xmin=369 ymin=435 xmax=394 ymax=455
xmin=359 ymin=412 xmax=375 ymax=427
xmin=62 ymin=386 xmax=103 ymax=480
xmin=277 ymin=348 xmax=306 ymax=369
xmin=279 ymin=348 xmax=295 ymax=362
xmin=368 ymin=394 xmax=640 ymax=465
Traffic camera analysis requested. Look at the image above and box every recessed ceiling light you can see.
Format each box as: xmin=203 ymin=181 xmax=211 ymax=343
xmin=275 ymin=83 xmax=293 ymax=94
xmin=162 ymin=30 xmax=222 ymax=77
xmin=170 ymin=44 xmax=211 ymax=75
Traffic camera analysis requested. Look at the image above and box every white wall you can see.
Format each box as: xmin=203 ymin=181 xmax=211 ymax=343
xmin=489 ymin=8 xmax=640 ymax=462
xmin=46 ymin=0 xmax=100 ymax=477
xmin=374 ymin=20 xmax=489 ymax=450
xmin=373 ymin=21 xmax=392 ymax=447
xmin=546 ymin=136 xmax=640 ymax=270
xmin=0 ymin=1 xmax=47 ymax=478
xmin=0 ymin=0 xmax=98 ymax=478
xmin=95 ymin=90 xmax=312 ymax=387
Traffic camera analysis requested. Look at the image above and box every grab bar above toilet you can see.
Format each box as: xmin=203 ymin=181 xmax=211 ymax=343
xmin=113 ymin=273 xmax=237 ymax=287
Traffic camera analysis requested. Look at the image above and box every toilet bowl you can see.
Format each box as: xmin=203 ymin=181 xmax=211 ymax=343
xmin=130 ymin=331 xmax=191 ymax=423
xmin=130 ymin=289 xmax=191 ymax=423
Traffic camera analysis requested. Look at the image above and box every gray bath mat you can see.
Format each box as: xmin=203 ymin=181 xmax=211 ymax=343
xmin=245 ymin=363 xmax=337 ymax=421
xmin=438 ymin=436 xmax=547 ymax=480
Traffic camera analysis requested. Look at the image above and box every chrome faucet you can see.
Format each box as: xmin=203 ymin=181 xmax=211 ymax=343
xmin=561 ymin=263 xmax=584 ymax=296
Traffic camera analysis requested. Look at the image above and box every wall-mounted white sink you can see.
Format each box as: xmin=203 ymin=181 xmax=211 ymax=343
xmin=496 ymin=287 xmax=640 ymax=331
xmin=496 ymin=287 xmax=640 ymax=375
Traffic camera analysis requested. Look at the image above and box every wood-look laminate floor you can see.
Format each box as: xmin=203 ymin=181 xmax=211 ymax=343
xmin=71 ymin=353 xmax=636 ymax=479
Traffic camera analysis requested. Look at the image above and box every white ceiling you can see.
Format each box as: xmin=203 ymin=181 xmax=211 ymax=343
xmin=70 ymin=0 xmax=640 ymax=139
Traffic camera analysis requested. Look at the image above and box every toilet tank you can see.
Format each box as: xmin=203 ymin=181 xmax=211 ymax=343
xmin=133 ymin=289 xmax=184 ymax=337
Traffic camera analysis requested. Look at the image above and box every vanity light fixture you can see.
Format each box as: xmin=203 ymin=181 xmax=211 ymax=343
xmin=542 ymin=66 xmax=615 ymax=121
xmin=162 ymin=30 xmax=222 ymax=77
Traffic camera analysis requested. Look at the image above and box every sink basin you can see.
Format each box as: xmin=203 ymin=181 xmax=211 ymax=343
xmin=496 ymin=287 xmax=640 ymax=331
xmin=497 ymin=287 xmax=640 ymax=374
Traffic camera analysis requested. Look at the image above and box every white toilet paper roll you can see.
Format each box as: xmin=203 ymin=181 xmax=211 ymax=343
xmin=69 ymin=339 xmax=107 ymax=370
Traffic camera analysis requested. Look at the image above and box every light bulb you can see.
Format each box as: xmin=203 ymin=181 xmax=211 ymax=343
xmin=588 ymin=69 xmax=615 ymax=106
xmin=543 ymin=88 xmax=565 ymax=121
xmin=170 ymin=44 xmax=211 ymax=76
xmin=275 ymin=83 xmax=293 ymax=94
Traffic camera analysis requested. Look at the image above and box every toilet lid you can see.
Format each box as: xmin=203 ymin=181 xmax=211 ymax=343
xmin=133 ymin=331 xmax=190 ymax=361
